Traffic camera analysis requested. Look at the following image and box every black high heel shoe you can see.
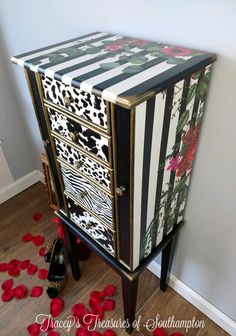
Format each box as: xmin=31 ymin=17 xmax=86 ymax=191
xmin=46 ymin=238 xmax=68 ymax=299
xmin=44 ymin=236 xmax=59 ymax=263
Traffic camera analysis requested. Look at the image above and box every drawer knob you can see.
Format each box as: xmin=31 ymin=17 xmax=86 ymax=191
xmin=69 ymin=131 xmax=79 ymax=142
xmin=85 ymin=221 xmax=93 ymax=229
xmin=63 ymin=96 xmax=74 ymax=107
xmin=80 ymin=190 xmax=88 ymax=199
xmin=75 ymin=161 xmax=84 ymax=169
xmin=116 ymin=186 xmax=126 ymax=196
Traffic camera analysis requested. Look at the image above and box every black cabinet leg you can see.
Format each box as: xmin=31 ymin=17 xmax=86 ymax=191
xmin=62 ymin=223 xmax=81 ymax=281
xmin=160 ymin=238 xmax=173 ymax=291
xmin=122 ymin=275 xmax=139 ymax=334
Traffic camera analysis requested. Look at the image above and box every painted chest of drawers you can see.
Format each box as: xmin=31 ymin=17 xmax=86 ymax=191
xmin=12 ymin=32 xmax=216 ymax=272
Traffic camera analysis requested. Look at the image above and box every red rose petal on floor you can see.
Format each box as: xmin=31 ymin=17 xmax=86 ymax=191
xmin=91 ymin=332 xmax=102 ymax=336
xmin=30 ymin=286 xmax=43 ymax=297
xmin=103 ymin=285 xmax=116 ymax=297
xmin=0 ymin=263 xmax=8 ymax=271
xmin=27 ymin=323 xmax=41 ymax=336
xmin=103 ymin=299 xmax=115 ymax=311
xmin=9 ymin=259 xmax=21 ymax=266
xmin=90 ymin=290 xmax=105 ymax=303
xmin=32 ymin=235 xmax=45 ymax=246
xmin=41 ymin=318 xmax=54 ymax=332
xmin=171 ymin=333 xmax=184 ymax=336
xmin=32 ymin=213 xmax=42 ymax=221
xmin=52 ymin=217 xmax=61 ymax=223
xmin=72 ymin=303 xmax=88 ymax=320
xmin=76 ymin=328 xmax=90 ymax=336
xmin=38 ymin=247 xmax=46 ymax=257
xmin=22 ymin=233 xmax=33 ymax=242
xmin=89 ymin=300 xmax=104 ymax=320
xmin=38 ymin=268 xmax=48 ymax=280
xmin=1 ymin=279 xmax=14 ymax=291
xmin=8 ymin=266 xmax=20 ymax=276
xmin=50 ymin=297 xmax=64 ymax=317
xmin=20 ymin=259 xmax=30 ymax=270
xmin=27 ymin=264 xmax=38 ymax=275
xmin=47 ymin=332 xmax=59 ymax=336
xmin=1 ymin=289 xmax=13 ymax=302
xmin=103 ymin=330 xmax=116 ymax=336
xmin=13 ymin=285 xmax=27 ymax=299
xmin=152 ymin=327 xmax=167 ymax=336
xmin=77 ymin=238 xmax=81 ymax=244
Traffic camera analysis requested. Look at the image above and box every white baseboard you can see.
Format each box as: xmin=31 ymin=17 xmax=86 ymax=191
xmin=148 ymin=261 xmax=236 ymax=336
xmin=0 ymin=169 xmax=44 ymax=204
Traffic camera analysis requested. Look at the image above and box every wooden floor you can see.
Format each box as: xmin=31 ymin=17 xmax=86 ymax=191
xmin=0 ymin=183 xmax=228 ymax=336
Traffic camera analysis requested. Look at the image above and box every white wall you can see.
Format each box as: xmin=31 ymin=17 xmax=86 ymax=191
xmin=0 ymin=0 xmax=235 ymax=321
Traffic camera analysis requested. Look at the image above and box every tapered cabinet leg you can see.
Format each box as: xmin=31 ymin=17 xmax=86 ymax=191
xmin=62 ymin=223 xmax=81 ymax=281
xmin=160 ymin=238 xmax=173 ymax=291
xmin=122 ymin=275 xmax=139 ymax=334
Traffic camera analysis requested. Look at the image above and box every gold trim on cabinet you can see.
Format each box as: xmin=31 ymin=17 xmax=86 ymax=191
xmin=35 ymin=73 xmax=69 ymax=215
xmin=110 ymin=103 xmax=120 ymax=259
xmin=57 ymin=157 xmax=113 ymax=197
xmin=23 ymin=69 xmax=62 ymax=207
xmin=129 ymin=107 xmax=136 ymax=272
xmin=44 ymin=101 xmax=110 ymax=139
xmin=64 ymin=190 xmax=115 ymax=232
xmin=51 ymin=130 xmax=111 ymax=170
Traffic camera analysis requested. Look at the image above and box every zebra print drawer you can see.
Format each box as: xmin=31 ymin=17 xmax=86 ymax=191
xmin=47 ymin=107 xmax=111 ymax=164
xmin=61 ymin=164 xmax=113 ymax=228
xmin=54 ymin=137 xmax=111 ymax=192
xmin=66 ymin=195 xmax=114 ymax=256
xmin=41 ymin=75 xmax=108 ymax=132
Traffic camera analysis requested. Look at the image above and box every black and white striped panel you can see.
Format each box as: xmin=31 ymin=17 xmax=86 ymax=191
xmin=132 ymin=65 xmax=212 ymax=268
xmin=48 ymin=108 xmax=109 ymax=163
xmin=66 ymin=196 xmax=114 ymax=255
xmin=42 ymin=76 xmax=108 ymax=130
xmin=54 ymin=138 xmax=111 ymax=190
xmin=61 ymin=165 xmax=113 ymax=227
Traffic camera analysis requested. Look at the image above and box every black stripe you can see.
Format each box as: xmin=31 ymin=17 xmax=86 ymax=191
xmin=115 ymin=105 xmax=131 ymax=266
xmin=151 ymin=86 xmax=174 ymax=249
xmin=190 ymin=70 xmax=205 ymax=126
xmin=71 ymin=50 xmax=149 ymax=84
xmin=15 ymin=32 xmax=100 ymax=59
xmin=24 ymin=33 xmax=113 ymax=68
xmin=95 ymin=57 xmax=166 ymax=91
xmin=139 ymin=97 xmax=155 ymax=260
xmin=162 ymin=77 xmax=191 ymax=236
xmin=118 ymin=55 xmax=212 ymax=101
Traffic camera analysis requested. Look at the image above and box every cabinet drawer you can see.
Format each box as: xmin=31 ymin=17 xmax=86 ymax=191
xmin=61 ymin=164 xmax=113 ymax=228
xmin=41 ymin=75 xmax=108 ymax=132
xmin=54 ymin=137 xmax=112 ymax=192
xmin=66 ymin=196 xmax=114 ymax=256
xmin=48 ymin=107 xmax=111 ymax=165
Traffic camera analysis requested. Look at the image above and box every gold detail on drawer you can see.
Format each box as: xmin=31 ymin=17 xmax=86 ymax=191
xmin=116 ymin=186 xmax=126 ymax=197
xmin=75 ymin=161 xmax=84 ymax=169
xmin=80 ymin=190 xmax=88 ymax=199
xmin=63 ymin=96 xmax=74 ymax=107
xmin=42 ymin=139 xmax=50 ymax=147
xmin=69 ymin=131 xmax=79 ymax=142
xmin=85 ymin=221 xmax=93 ymax=229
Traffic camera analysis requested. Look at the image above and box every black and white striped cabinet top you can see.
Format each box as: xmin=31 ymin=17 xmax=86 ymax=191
xmin=11 ymin=31 xmax=216 ymax=108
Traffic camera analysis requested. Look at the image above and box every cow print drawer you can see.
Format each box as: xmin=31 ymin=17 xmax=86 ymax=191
xmin=41 ymin=75 xmax=108 ymax=132
xmin=61 ymin=164 xmax=113 ymax=228
xmin=54 ymin=137 xmax=111 ymax=191
xmin=66 ymin=196 xmax=114 ymax=256
xmin=48 ymin=108 xmax=110 ymax=164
